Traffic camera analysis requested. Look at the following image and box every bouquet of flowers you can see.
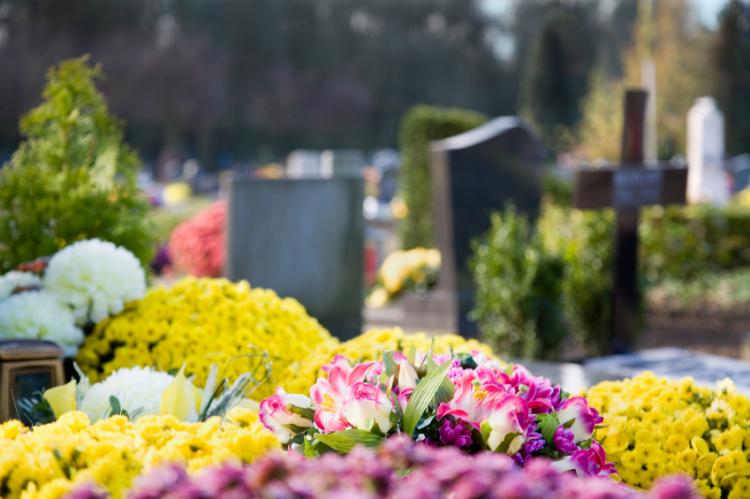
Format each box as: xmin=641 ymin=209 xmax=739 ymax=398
xmin=260 ymin=350 xmax=613 ymax=476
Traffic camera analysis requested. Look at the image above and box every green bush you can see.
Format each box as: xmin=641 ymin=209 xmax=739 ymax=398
xmin=471 ymin=205 xmax=567 ymax=359
xmin=641 ymin=204 xmax=750 ymax=282
xmin=0 ymin=57 xmax=154 ymax=270
xmin=398 ymin=105 xmax=487 ymax=249
xmin=539 ymin=202 xmax=615 ymax=355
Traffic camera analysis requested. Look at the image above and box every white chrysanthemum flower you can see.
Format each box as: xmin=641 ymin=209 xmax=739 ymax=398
xmin=79 ymin=366 xmax=175 ymax=421
xmin=0 ymin=271 xmax=42 ymax=299
xmin=0 ymin=291 xmax=83 ymax=356
xmin=43 ymin=239 xmax=146 ymax=325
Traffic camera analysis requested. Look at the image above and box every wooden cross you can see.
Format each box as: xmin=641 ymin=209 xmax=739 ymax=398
xmin=573 ymin=89 xmax=688 ymax=354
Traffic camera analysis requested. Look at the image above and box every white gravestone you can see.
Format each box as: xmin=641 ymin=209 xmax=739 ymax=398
xmin=286 ymin=150 xmax=322 ymax=178
xmin=687 ymin=97 xmax=729 ymax=205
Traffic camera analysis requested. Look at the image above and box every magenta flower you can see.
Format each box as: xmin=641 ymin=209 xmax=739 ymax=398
xmin=438 ymin=418 xmax=473 ymax=448
xmin=557 ymin=396 xmax=603 ymax=443
xmin=553 ymin=426 xmax=579 ymax=454
xmin=258 ymin=387 xmax=312 ymax=443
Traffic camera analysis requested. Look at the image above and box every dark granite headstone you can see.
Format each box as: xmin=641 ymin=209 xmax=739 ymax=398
xmin=423 ymin=116 xmax=546 ymax=335
xmin=227 ymin=177 xmax=364 ymax=340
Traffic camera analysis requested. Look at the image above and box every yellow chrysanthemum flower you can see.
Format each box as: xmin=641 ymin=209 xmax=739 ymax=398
xmin=0 ymin=411 xmax=279 ymax=499
xmin=587 ymin=372 xmax=750 ymax=497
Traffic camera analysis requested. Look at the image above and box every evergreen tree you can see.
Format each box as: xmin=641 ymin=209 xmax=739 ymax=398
xmin=0 ymin=57 xmax=154 ymax=270
xmin=715 ymin=0 xmax=750 ymax=156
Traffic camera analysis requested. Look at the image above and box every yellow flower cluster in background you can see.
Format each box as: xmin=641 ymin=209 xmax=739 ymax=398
xmin=587 ymin=372 xmax=750 ymax=499
xmin=0 ymin=409 xmax=279 ymax=499
xmin=367 ymin=248 xmax=440 ymax=307
xmin=280 ymin=327 xmax=499 ymax=394
xmin=76 ymin=277 xmax=336 ymax=399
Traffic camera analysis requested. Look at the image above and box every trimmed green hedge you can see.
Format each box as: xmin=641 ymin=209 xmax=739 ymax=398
xmin=398 ymin=105 xmax=487 ymax=249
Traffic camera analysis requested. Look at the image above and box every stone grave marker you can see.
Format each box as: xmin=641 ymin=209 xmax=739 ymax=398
xmin=404 ymin=116 xmax=546 ymax=336
xmin=573 ymin=89 xmax=688 ymax=354
xmin=286 ymin=150 xmax=322 ymax=178
xmin=320 ymin=149 xmax=366 ymax=177
xmin=687 ymin=96 xmax=729 ymax=205
xmin=585 ymin=348 xmax=750 ymax=396
xmin=227 ymin=177 xmax=364 ymax=340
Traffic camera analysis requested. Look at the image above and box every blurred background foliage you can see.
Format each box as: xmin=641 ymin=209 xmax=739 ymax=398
xmin=1 ymin=0 xmax=744 ymax=166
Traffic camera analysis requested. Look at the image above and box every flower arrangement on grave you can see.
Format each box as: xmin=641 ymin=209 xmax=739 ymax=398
xmin=280 ymin=327 xmax=498 ymax=395
xmin=168 ymin=200 xmax=226 ymax=277
xmin=367 ymin=247 xmax=440 ymax=307
xmin=70 ymin=435 xmax=698 ymax=499
xmin=76 ymin=277 xmax=336 ymax=399
xmin=0 ymin=239 xmax=146 ymax=356
xmin=260 ymin=350 xmax=614 ymax=477
xmin=587 ymin=372 xmax=750 ymax=499
xmin=0 ymin=409 xmax=279 ymax=498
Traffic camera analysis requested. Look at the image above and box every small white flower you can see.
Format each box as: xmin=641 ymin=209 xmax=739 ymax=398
xmin=79 ymin=366 xmax=176 ymax=421
xmin=0 ymin=291 xmax=83 ymax=356
xmin=0 ymin=271 xmax=42 ymax=299
xmin=44 ymin=239 xmax=146 ymax=325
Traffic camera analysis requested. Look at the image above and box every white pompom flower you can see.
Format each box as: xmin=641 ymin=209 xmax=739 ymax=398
xmin=0 ymin=291 xmax=83 ymax=356
xmin=43 ymin=239 xmax=146 ymax=325
xmin=79 ymin=366 xmax=176 ymax=421
xmin=0 ymin=271 xmax=42 ymax=299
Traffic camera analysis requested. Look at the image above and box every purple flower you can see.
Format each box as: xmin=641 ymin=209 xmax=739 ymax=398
xmin=554 ymin=426 xmax=579 ymax=454
xmin=438 ymin=418 xmax=473 ymax=448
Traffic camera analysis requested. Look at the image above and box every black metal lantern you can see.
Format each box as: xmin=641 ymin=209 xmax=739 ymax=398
xmin=0 ymin=339 xmax=64 ymax=423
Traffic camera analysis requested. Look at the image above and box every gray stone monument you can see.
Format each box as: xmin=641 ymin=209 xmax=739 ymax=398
xmin=402 ymin=116 xmax=547 ymax=336
xmin=227 ymin=177 xmax=364 ymax=340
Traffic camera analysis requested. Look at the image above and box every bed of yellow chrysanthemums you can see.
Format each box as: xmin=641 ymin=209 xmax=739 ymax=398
xmin=587 ymin=372 xmax=750 ymax=499
xmin=76 ymin=277 xmax=336 ymax=399
xmin=0 ymin=408 xmax=278 ymax=499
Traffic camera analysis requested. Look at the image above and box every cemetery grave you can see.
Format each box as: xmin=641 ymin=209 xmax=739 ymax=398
xmin=3 ymin=5 xmax=750 ymax=497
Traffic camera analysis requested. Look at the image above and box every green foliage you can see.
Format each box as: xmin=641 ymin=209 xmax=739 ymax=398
xmin=398 ymin=105 xmax=486 ymax=249
xmin=649 ymin=268 xmax=750 ymax=310
xmin=0 ymin=57 xmax=154 ymax=270
xmin=521 ymin=4 xmax=598 ymax=151
xmin=538 ymin=202 xmax=615 ymax=356
xmin=471 ymin=205 xmax=567 ymax=359
xmin=641 ymin=204 xmax=750 ymax=282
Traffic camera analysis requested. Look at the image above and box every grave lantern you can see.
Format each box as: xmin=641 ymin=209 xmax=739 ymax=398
xmin=0 ymin=339 xmax=64 ymax=422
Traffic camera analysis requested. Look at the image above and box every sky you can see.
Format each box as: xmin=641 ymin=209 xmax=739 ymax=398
xmin=482 ymin=0 xmax=729 ymax=28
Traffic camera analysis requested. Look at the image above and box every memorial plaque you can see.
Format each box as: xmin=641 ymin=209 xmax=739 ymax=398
xmin=227 ymin=177 xmax=364 ymax=340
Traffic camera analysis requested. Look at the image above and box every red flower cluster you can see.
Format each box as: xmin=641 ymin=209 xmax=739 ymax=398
xmin=168 ymin=200 xmax=226 ymax=277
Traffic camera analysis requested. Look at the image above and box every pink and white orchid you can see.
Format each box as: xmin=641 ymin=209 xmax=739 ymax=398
xmin=310 ymin=356 xmax=379 ymax=433
xmin=436 ymin=371 xmax=483 ymax=425
xmin=557 ymin=396 xmax=602 ymax=443
xmin=258 ymin=387 xmax=313 ymax=443
xmin=342 ymin=382 xmax=394 ymax=433
xmin=483 ymin=395 xmax=529 ymax=454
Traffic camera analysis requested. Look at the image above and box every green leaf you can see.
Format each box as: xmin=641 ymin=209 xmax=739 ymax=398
xmin=536 ymin=412 xmax=560 ymax=444
xmin=303 ymin=437 xmax=320 ymax=457
xmin=402 ymin=360 xmax=452 ymax=436
xmin=383 ymin=351 xmax=397 ymax=377
xmin=563 ymin=417 xmax=576 ymax=429
xmin=314 ymin=429 xmax=384 ymax=454
xmin=496 ymin=431 xmax=521 ymax=453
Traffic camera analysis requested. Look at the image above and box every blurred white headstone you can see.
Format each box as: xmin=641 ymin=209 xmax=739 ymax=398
xmin=320 ymin=150 xmax=366 ymax=177
xmin=687 ymin=97 xmax=729 ymax=205
xmin=286 ymin=150 xmax=322 ymax=178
